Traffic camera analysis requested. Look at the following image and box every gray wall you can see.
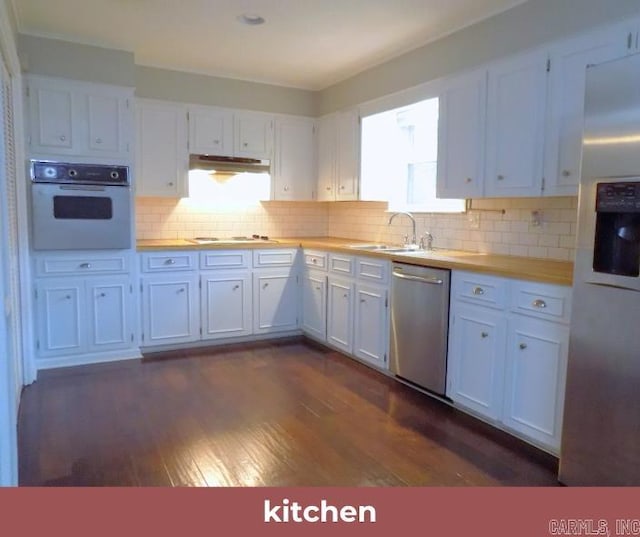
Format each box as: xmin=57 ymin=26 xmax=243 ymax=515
xmin=135 ymin=66 xmax=316 ymax=116
xmin=18 ymin=34 xmax=136 ymax=86
xmin=318 ymin=0 xmax=640 ymax=113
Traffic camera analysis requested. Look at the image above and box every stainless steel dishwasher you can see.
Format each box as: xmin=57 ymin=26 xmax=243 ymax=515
xmin=389 ymin=262 xmax=451 ymax=395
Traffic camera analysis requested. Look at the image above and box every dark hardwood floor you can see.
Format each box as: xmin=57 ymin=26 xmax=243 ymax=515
xmin=18 ymin=338 xmax=559 ymax=486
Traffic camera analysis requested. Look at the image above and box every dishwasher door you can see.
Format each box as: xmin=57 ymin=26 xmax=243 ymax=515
xmin=389 ymin=263 xmax=451 ymax=395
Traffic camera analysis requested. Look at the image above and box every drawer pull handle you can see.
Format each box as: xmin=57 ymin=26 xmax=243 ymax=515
xmin=472 ymin=286 xmax=484 ymax=296
xmin=80 ymin=263 xmax=91 ymax=269
xmin=519 ymin=343 xmax=527 ymax=350
xmin=481 ymin=331 xmax=488 ymax=338
xmin=532 ymin=299 xmax=547 ymax=308
xmin=164 ymin=259 xmax=176 ymax=265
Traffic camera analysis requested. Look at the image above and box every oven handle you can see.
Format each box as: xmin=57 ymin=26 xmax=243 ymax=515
xmin=59 ymin=185 xmax=107 ymax=192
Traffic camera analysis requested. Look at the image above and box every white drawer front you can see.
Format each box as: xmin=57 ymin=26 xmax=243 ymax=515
xmin=140 ymin=252 xmax=197 ymax=272
xmin=509 ymin=281 xmax=572 ymax=324
xmin=356 ymin=257 xmax=389 ymax=284
xmin=303 ymin=250 xmax=328 ymax=271
xmin=35 ymin=254 xmax=129 ymax=276
xmin=200 ymin=250 xmax=251 ymax=270
xmin=328 ymin=253 xmax=354 ymax=276
xmin=253 ymin=248 xmax=298 ymax=268
xmin=452 ymin=271 xmax=507 ymax=310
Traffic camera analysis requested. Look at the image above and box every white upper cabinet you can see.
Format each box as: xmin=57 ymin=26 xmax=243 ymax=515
xmin=544 ymin=28 xmax=628 ymax=196
xmin=234 ymin=111 xmax=274 ymax=160
xmin=136 ymin=99 xmax=188 ymax=197
xmin=187 ymin=105 xmax=233 ymax=156
xmin=26 ymin=75 xmax=133 ymax=161
xmin=273 ymin=116 xmax=316 ymax=201
xmin=436 ymin=69 xmax=487 ymax=199
xmin=316 ymin=109 xmax=359 ymax=201
xmin=485 ymin=49 xmax=548 ymax=198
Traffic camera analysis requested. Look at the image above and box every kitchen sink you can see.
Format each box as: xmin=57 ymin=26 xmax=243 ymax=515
xmin=348 ymin=243 xmax=423 ymax=252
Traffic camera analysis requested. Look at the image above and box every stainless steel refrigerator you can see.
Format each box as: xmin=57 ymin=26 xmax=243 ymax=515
xmin=560 ymin=52 xmax=640 ymax=485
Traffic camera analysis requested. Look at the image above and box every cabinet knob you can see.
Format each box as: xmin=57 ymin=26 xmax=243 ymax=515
xmin=343 ymin=293 xmax=348 ymax=299
xmin=59 ymin=135 xmax=66 ymax=142
xmin=326 ymin=186 xmax=331 ymax=191
xmin=232 ymin=284 xmax=240 ymax=290
xmin=243 ymin=142 xmax=248 ymax=147
xmin=519 ymin=343 xmax=527 ymax=350
xmin=497 ymin=174 xmax=505 ymax=181
xmin=168 ymin=182 xmax=174 ymax=187
xmin=360 ymin=298 xmax=366 ymax=303
xmin=164 ymin=259 xmax=175 ymax=265
xmin=65 ymin=294 xmax=71 ymax=300
xmin=315 ymin=286 xmax=321 ymax=291
xmin=472 ymin=286 xmax=484 ymax=296
xmin=213 ymin=139 xmax=219 ymax=145
xmin=465 ymin=177 xmax=472 ymax=183
xmin=311 ymin=258 xmax=317 ymax=264
xmin=562 ymin=170 xmax=571 ymax=177
xmin=98 ymin=292 xmax=106 ymax=298
xmin=263 ymin=282 xmax=269 ymax=289
xmin=79 ymin=262 xmax=91 ymax=269
xmin=283 ymin=186 xmax=289 ymax=191
xmin=481 ymin=331 xmax=488 ymax=338
xmin=95 ymin=138 xmax=102 ymax=144
xmin=532 ymin=299 xmax=547 ymax=309
xmin=340 ymin=185 xmax=345 ymax=190
xmin=177 ymin=287 xmax=185 ymax=293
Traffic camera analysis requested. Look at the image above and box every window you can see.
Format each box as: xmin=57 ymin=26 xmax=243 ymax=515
xmin=360 ymin=97 xmax=465 ymax=213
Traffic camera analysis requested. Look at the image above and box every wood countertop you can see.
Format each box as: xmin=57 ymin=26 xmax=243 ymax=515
xmin=137 ymin=237 xmax=574 ymax=286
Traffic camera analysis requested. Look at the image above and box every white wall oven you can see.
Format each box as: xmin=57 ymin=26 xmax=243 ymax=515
xmin=30 ymin=160 xmax=132 ymax=250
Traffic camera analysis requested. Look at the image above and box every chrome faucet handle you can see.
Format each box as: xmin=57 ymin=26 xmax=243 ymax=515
xmin=403 ymin=234 xmax=409 ymax=245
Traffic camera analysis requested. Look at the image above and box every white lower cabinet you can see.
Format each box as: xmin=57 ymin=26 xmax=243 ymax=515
xmin=502 ymin=314 xmax=569 ymax=452
xmin=33 ymin=252 xmax=137 ymax=367
xmin=353 ymin=283 xmax=388 ymax=368
xmin=447 ymin=304 xmax=506 ymax=421
xmin=301 ymin=269 xmax=327 ymax=341
xmin=141 ymin=273 xmax=200 ymax=345
xmin=327 ymin=276 xmax=354 ymax=354
xmin=201 ymin=271 xmax=252 ymax=339
xmin=447 ymin=270 xmax=571 ymax=453
xmin=253 ymin=268 xmax=299 ymax=334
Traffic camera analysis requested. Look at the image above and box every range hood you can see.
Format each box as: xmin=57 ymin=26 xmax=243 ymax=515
xmin=189 ymin=154 xmax=270 ymax=175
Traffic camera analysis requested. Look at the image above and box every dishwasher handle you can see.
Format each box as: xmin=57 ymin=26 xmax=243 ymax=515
xmin=392 ymin=270 xmax=443 ymax=285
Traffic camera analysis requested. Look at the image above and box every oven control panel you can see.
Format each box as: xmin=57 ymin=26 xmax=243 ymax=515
xmin=31 ymin=161 xmax=129 ymax=186
xmin=596 ymin=182 xmax=640 ymax=212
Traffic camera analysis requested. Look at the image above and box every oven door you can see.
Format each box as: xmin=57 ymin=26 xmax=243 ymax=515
xmin=31 ymin=183 xmax=132 ymax=250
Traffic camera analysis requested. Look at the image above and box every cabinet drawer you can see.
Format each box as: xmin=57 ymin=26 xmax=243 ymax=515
xmin=200 ymin=250 xmax=251 ymax=270
xmin=452 ymin=271 xmax=507 ymax=310
xmin=35 ymin=253 xmax=129 ymax=276
xmin=328 ymin=253 xmax=354 ymax=276
xmin=140 ymin=252 xmax=197 ymax=272
xmin=509 ymin=281 xmax=572 ymax=324
xmin=253 ymin=248 xmax=298 ymax=268
xmin=303 ymin=250 xmax=327 ymax=271
xmin=356 ymin=256 xmax=389 ymax=284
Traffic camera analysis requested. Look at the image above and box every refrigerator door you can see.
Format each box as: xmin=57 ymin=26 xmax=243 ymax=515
xmin=560 ymin=52 xmax=640 ymax=485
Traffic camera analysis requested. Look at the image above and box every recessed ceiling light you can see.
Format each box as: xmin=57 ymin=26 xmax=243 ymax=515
xmin=237 ymin=13 xmax=266 ymax=26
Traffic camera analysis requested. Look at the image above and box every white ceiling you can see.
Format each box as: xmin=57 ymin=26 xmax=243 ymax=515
xmin=12 ymin=0 xmax=526 ymax=90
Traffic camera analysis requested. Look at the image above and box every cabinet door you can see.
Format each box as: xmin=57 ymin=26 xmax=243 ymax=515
xmin=86 ymin=91 xmax=131 ymax=157
xmin=142 ymin=273 xmax=200 ymax=345
xmin=544 ymin=29 xmax=627 ymax=196
xmin=35 ymin=278 xmax=84 ymax=357
xmin=301 ymin=270 xmax=326 ymax=341
xmin=273 ymin=116 xmax=316 ymax=200
xmin=136 ymin=99 xmax=188 ymax=197
xmin=188 ymin=105 xmax=233 ymax=156
xmin=201 ymin=271 xmax=252 ymax=339
xmin=253 ymin=269 xmax=299 ymax=334
xmin=447 ymin=303 xmax=506 ymax=421
xmin=335 ymin=109 xmax=359 ymax=200
xmin=436 ymin=69 xmax=486 ymax=199
xmin=502 ymin=315 xmax=568 ymax=453
xmin=316 ymin=114 xmax=336 ymax=201
xmin=234 ymin=112 xmax=273 ymax=159
xmin=485 ymin=50 xmax=548 ymax=197
xmin=327 ymin=277 xmax=354 ymax=354
xmin=87 ymin=276 xmax=132 ymax=352
xmin=28 ymin=81 xmax=74 ymax=153
xmin=354 ymin=283 xmax=388 ymax=368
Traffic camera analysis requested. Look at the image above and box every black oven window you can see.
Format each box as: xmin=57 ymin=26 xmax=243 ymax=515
xmin=53 ymin=196 xmax=113 ymax=220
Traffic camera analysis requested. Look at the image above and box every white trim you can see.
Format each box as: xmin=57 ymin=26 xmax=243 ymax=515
xmin=34 ymin=348 xmax=142 ymax=371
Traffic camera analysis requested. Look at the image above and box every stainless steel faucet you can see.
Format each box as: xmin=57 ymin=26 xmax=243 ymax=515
xmin=388 ymin=211 xmax=416 ymax=246
xmin=420 ymin=231 xmax=434 ymax=251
